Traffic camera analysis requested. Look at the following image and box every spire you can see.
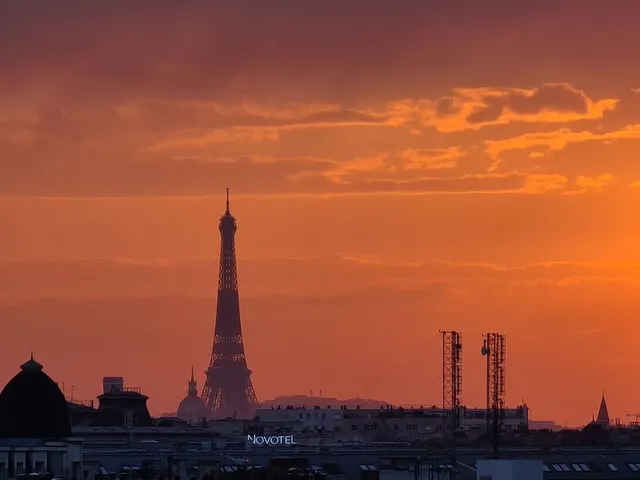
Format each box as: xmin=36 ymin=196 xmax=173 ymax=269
xmin=225 ymin=188 xmax=230 ymax=214
xmin=187 ymin=367 xmax=198 ymax=397
xmin=596 ymin=391 xmax=610 ymax=425
xmin=21 ymin=352 xmax=43 ymax=371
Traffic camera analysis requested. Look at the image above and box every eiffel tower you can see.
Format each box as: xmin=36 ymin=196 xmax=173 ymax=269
xmin=201 ymin=189 xmax=259 ymax=419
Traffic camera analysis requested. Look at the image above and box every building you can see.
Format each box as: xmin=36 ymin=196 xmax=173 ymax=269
xmin=71 ymin=444 xmax=640 ymax=480
xmin=69 ymin=376 xmax=152 ymax=427
xmin=0 ymin=355 xmax=83 ymax=479
xmin=256 ymin=405 xmax=344 ymax=432
xmin=256 ymin=404 xmax=529 ymax=441
xmin=176 ymin=368 xmax=207 ymax=424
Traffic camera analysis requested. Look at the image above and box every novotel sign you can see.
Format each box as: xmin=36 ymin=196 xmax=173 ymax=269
xmin=246 ymin=434 xmax=298 ymax=446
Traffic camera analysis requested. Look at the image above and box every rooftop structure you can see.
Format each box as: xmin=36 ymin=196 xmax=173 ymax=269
xmin=0 ymin=355 xmax=83 ymax=479
xmin=596 ymin=392 xmax=611 ymax=426
xmin=0 ymin=354 xmax=71 ymax=438
xmin=96 ymin=376 xmax=152 ymax=426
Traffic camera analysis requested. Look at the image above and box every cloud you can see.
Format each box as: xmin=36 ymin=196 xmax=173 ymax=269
xmin=0 ymin=135 xmax=577 ymax=197
xmin=521 ymin=174 xmax=568 ymax=194
xmin=427 ymin=84 xmax=617 ymax=132
xmin=1 ymin=85 xmax=610 ymax=152
xmin=485 ymin=125 xmax=640 ymax=160
xmin=2 ymin=256 xmax=640 ymax=303
xmin=2 ymin=1 xmax=639 ymax=105
xmin=317 ymin=148 xmax=466 ymax=184
xmin=576 ymin=174 xmax=615 ymax=190
xmin=96 ymin=84 xmax=614 ymax=152
xmin=145 ymin=102 xmax=390 ymax=149
xmin=0 ymin=90 xmax=618 ymax=197
xmin=0 ymin=1 xmax=636 ymax=200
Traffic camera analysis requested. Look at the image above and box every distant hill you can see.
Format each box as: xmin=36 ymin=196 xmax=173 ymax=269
xmin=260 ymin=395 xmax=390 ymax=408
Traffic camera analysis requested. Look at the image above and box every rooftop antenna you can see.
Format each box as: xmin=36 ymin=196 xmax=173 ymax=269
xmin=441 ymin=330 xmax=463 ymax=478
xmin=482 ymin=333 xmax=507 ymax=459
xmin=225 ymin=187 xmax=230 ymax=214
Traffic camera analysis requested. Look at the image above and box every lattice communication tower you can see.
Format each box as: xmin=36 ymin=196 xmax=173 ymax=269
xmin=481 ymin=332 xmax=506 ymax=458
xmin=441 ymin=331 xmax=463 ymax=435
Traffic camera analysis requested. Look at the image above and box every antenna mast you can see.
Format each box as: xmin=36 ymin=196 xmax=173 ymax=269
xmin=482 ymin=333 xmax=507 ymax=459
xmin=441 ymin=330 xmax=462 ymax=478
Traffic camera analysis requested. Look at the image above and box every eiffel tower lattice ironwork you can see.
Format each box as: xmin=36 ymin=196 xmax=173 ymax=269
xmin=201 ymin=189 xmax=259 ymax=419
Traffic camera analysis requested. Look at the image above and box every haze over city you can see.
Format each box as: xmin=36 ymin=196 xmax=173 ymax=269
xmin=2 ymin=1 xmax=640 ymax=428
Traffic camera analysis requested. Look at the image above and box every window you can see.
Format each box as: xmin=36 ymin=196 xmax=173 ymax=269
xmin=579 ymin=464 xmax=590 ymax=471
xmin=571 ymin=464 xmax=583 ymax=471
xmin=629 ymin=463 xmax=639 ymax=472
xmin=542 ymin=464 xmax=550 ymax=472
xmin=552 ymin=464 xmax=562 ymax=472
xmin=608 ymin=464 xmax=618 ymax=471
xmin=560 ymin=464 xmax=570 ymax=472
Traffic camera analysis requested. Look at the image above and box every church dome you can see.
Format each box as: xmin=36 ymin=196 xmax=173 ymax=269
xmin=176 ymin=368 xmax=207 ymax=423
xmin=0 ymin=355 xmax=71 ymax=438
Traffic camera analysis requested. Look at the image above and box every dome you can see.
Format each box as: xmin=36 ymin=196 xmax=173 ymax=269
xmin=177 ymin=395 xmax=207 ymax=423
xmin=0 ymin=355 xmax=71 ymax=438
xmin=176 ymin=368 xmax=207 ymax=423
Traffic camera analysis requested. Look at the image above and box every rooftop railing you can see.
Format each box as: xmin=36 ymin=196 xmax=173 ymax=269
xmin=120 ymin=387 xmax=142 ymax=393
xmin=104 ymin=386 xmax=142 ymax=394
xmin=67 ymin=399 xmax=95 ymax=408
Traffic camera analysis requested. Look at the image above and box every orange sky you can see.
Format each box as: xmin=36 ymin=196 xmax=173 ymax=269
xmin=1 ymin=1 xmax=640 ymax=427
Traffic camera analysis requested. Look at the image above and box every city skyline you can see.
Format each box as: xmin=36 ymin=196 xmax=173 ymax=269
xmin=2 ymin=1 xmax=640 ymax=427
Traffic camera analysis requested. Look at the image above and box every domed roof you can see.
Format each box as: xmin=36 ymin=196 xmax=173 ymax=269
xmin=176 ymin=368 xmax=207 ymax=423
xmin=0 ymin=354 xmax=71 ymax=438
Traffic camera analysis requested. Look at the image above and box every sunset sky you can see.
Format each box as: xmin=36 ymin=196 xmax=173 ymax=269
xmin=2 ymin=1 xmax=640 ymax=427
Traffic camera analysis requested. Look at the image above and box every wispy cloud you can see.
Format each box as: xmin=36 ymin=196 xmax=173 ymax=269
xmin=486 ymin=125 xmax=640 ymax=158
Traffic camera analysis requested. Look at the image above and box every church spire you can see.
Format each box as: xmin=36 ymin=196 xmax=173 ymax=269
xmin=187 ymin=366 xmax=198 ymax=397
xmin=596 ymin=391 xmax=610 ymax=426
